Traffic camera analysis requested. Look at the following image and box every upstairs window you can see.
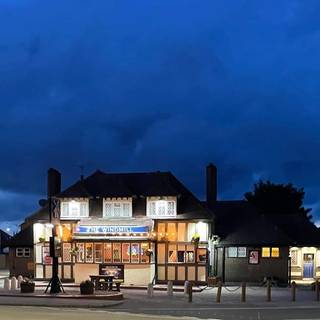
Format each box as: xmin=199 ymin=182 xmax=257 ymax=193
xmin=103 ymin=198 xmax=132 ymax=218
xmin=147 ymin=197 xmax=176 ymax=218
xmin=61 ymin=200 xmax=89 ymax=219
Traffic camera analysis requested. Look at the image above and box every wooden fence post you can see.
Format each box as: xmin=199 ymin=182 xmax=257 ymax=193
xmin=188 ymin=282 xmax=192 ymax=303
xmin=241 ymin=282 xmax=246 ymax=302
xmin=267 ymin=280 xmax=271 ymax=302
xmin=291 ymin=281 xmax=296 ymax=302
xmin=216 ymin=281 xmax=222 ymax=303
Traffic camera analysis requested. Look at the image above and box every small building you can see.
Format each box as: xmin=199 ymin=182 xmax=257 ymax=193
xmin=8 ymin=225 xmax=33 ymax=277
xmin=0 ymin=229 xmax=12 ymax=269
xmin=213 ymin=201 xmax=320 ymax=285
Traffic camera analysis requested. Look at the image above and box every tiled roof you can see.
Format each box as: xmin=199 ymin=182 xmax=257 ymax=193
xmin=57 ymin=170 xmax=213 ymax=220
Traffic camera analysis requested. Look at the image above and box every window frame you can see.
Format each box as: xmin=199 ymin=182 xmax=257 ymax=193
xmin=227 ymin=247 xmax=247 ymax=258
xmin=262 ymin=247 xmax=280 ymax=258
xmin=103 ymin=198 xmax=132 ymax=218
xmin=147 ymin=197 xmax=177 ymax=218
xmin=16 ymin=247 xmax=31 ymax=258
xmin=60 ymin=200 xmax=89 ymax=219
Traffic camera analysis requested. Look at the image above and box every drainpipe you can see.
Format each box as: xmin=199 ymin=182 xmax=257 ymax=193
xmin=222 ymin=247 xmax=226 ymax=283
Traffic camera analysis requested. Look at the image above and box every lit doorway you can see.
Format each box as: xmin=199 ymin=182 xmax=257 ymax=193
xmin=303 ymin=254 xmax=314 ymax=279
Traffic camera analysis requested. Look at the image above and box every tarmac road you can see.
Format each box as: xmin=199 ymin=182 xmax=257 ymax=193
xmin=1 ymin=305 xmax=320 ymax=320
xmin=0 ymin=306 xmax=201 ymax=320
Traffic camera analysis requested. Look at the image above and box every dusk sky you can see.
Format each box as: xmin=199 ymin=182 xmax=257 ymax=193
xmin=1 ymin=0 xmax=320 ymax=232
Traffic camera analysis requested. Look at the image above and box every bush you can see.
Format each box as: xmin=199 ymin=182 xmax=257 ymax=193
xmin=80 ymin=280 xmax=94 ymax=295
xmin=20 ymin=279 xmax=35 ymax=293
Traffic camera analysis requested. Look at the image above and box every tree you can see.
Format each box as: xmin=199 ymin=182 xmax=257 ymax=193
xmin=244 ymin=180 xmax=312 ymax=219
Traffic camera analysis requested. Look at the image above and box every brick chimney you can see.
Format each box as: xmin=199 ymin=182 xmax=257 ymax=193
xmin=206 ymin=163 xmax=217 ymax=209
xmin=47 ymin=168 xmax=61 ymax=198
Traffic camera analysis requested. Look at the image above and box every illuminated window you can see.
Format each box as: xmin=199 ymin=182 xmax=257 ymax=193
xmin=141 ymin=243 xmax=150 ymax=263
xmin=271 ymin=247 xmax=280 ymax=257
xmin=85 ymin=243 xmax=93 ymax=263
xmin=147 ymin=198 xmax=176 ymax=217
xmin=94 ymin=243 xmax=103 ymax=263
xmin=61 ymin=200 xmax=89 ymax=219
xmin=76 ymin=243 xmax=85 ymax=262
xmin=262 ymin=247 xmax=270 ymax=257
xmin=122 ymin=243 xmax=130 ymax=263
xmin=177 ymin=223 xmax=186 ymax=241
xmin=197 ymin=248 xmax=207 ymax=263
xmin=131 ymin=243 xmax=140 ymax=263
xmin=113 ymin=243 xmax=121 ymax=263
xmin=291 ymin=250 xmax=298 ymax=265
xmin=228 ymin=247 xmax=238 ymax=258
xmin=262 ymin=247 xmax=280 ymax=258
xmin=104 ymin=243 xmax=112 ymax=263
xmin=157 ymin=223 xmax=166 ymax=241
xmin=167 ymin=223 xmax=176 ymax=241
xmin=103 ymin=198 xmax=132 ymax=218
xmin=168 ymin=244 xmax=177 ymax=263
xmin=62 ymin=243 xmax=72 ymax=262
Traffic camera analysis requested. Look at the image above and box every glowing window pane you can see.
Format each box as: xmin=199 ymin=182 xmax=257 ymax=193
xmin=262 ymin=247 xmax=270 ymax=257
xmin=271 ymin=247 xmax=279 ymax=258
xmin=104 ymin=243 xmax=112 ymax=263
xmin=122 ymin=243 xmax=130 ymax=263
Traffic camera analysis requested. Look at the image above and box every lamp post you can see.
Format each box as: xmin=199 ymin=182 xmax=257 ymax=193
xmin=45 ymin=197 xmax=64 ymax=294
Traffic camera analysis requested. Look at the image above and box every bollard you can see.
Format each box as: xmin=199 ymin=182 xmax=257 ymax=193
xmin=11 ymin=277 xmax=17 ymax=290
xmin=316 ymin=280 xmax=320 ymax=302
xmin=267 ymin=280 xmax=271 ymax=302
xmin=188 ymin=282 xmax=192 ymax=303
xmin=291 ymin=281 xmax=296 ymax=302
xmin=167 ymin=280 xmax=173 ymax=296
xmin=184 ymin=281 xmax=190 ymax=295
xmin=241 ymin=282 xmax=246 ymax=303
xmin=17 ymin=275 xmax=23 ymax=289
xmin=147 ymin=283 xmax=154 ymax=298
xmin=4 ymin=278 xmax=11 ymax=291
xmin=216 ymin=281 xmax=222 ymax=303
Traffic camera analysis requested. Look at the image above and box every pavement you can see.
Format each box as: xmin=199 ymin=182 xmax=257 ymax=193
xmin=1 ymin=274 xmax=320 ymax=319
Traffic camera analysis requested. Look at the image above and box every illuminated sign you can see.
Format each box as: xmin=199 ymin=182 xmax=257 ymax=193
xmin=74 ymin=225 xmax=149 ymax=234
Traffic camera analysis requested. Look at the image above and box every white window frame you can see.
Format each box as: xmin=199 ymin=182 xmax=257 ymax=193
xmin=228 ymin=247 xmax=247 ymax=258
xmin=16 ymin=247 xmax=31 ymax=258
xmin=103 ymin=198 xmax=132 ymax=218
xmin=60 ymin=199 xmax=89 ymax=219
xmin=147 ymin=197 xmax=177 ymax=218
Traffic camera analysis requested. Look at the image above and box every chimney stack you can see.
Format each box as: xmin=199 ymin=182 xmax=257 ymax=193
xmin=47 ymin=168 xmax=61 ymax=198
xmin=206 ymin=163 xmax=217 ymax=209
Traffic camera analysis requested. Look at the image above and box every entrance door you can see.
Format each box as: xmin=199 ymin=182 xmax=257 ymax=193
xmin=303 ymin=254 xmax=314 ymax=278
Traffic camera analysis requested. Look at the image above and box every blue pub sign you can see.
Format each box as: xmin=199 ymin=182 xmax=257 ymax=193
xmin=74 ymin=225 xmax=149 ymax=234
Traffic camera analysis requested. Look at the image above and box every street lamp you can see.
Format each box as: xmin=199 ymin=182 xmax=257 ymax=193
xmin=44 ymin=196 xmax=64 ymax=294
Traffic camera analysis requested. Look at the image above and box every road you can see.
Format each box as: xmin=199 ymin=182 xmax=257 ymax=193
xmin=2 ymin=305 xmax=320 ymax=320
xmin=0 ymin=306 xmax=200 ymax=320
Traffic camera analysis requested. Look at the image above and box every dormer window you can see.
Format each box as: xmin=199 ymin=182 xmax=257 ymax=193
xmin=60 ymin=199 xmax=89 ymax=219
xmin=147 ymin=197 xmax=176 ymax=218
xmin=103 ymin=198 xmax=132 ymax=218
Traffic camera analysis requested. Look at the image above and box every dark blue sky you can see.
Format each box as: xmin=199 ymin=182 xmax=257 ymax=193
xmin=1 ymin=0 xmax=320 ymax=231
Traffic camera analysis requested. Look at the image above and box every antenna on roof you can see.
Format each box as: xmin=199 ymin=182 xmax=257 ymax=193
xmin=79 ymin=165 xmax=85 ymax=181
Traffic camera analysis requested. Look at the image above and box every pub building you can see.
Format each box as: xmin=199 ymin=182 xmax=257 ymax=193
xmin=10 ymin=166 xmax=215 ymax=285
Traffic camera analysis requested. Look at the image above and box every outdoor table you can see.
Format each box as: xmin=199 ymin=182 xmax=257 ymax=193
xmin=89 ymin=275 xmax=114 ymax=291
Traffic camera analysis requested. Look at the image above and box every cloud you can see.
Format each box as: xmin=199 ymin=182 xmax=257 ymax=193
xmin=0 ymin=0 xmax=320 ymax=222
